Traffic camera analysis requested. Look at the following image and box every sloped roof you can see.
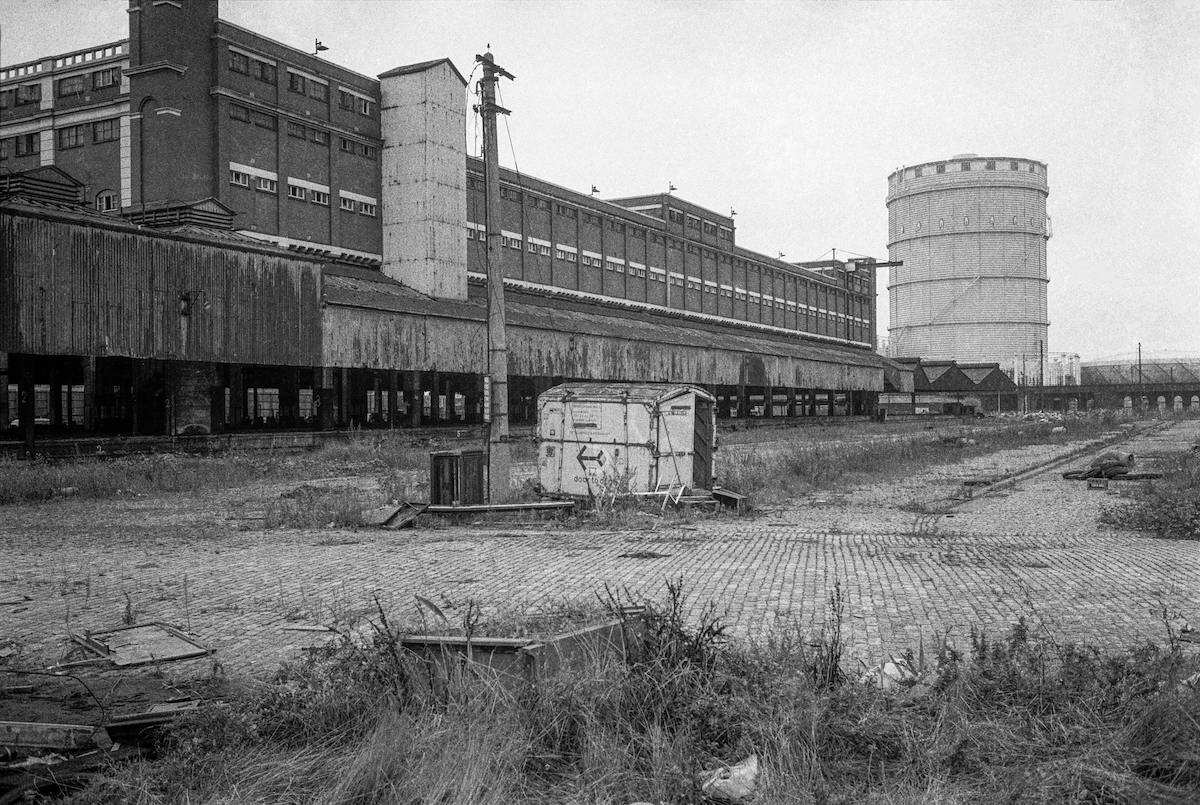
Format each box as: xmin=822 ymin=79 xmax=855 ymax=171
xmin=378 ymin=57 xmax=467 ymax=86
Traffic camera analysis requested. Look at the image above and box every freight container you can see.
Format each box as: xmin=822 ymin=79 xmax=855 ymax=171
xmin=537 ymin=383 xmax=716 ymax=497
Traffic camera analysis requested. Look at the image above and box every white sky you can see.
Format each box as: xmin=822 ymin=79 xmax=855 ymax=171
xmin=3 ymin=0 xmax=1198 ymax=363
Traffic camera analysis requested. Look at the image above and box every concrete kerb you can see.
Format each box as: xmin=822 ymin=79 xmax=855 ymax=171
xmin=943 ymin=421 xmax=1173 ymax=513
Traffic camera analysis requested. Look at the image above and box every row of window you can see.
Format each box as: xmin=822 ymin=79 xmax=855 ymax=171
xmin=1 ymin=67 xmax=120 ymax=109
xmin=228 ymin=104 xmax=376 ymax=157
xmin=56 ymin=67 xmax=120 ymax=97
xmin=476 ymin=230 xmax=859 ymax=315
xmin=916 ymin=160 xmax=1036 ymax=177
xmin=897 ymin=215 xmax=1045 ymax=234
xmin=228 ymin=48 xmax=375 ymax=117
xmin=55 ymin=118 xmax=119 ymax=149
xmin=228 ymin=169 xmax=376 ymax=215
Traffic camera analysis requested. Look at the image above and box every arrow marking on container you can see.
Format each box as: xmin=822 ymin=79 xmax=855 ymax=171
xmin=577 ymin=446 xmax=606 ymax=470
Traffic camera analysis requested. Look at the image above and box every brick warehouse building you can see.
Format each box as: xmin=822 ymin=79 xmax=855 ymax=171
xmin=1 ymin=0 xmax=884 ymax=441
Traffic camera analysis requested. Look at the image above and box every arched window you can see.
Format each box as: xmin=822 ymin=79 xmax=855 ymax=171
xmin=95 ymin=190 xmax=118 ymax=213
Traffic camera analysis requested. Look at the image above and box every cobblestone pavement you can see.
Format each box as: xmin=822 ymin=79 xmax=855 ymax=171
xmin=3 ymin=421 xmax=1198 ymax=682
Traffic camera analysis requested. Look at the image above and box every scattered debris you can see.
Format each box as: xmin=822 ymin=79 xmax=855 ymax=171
xmin=701 ymin=754 xmax=760 ymax=802
xmin=70 ymin=622 xmax=211 ymax=667
xmin=103 ymin=701 xmax=199 ymax=749
xmin=618 ymin=551 xmax=671 ymax=560
xmin=0 ymin=745 xmax=143 ymax=804
xmin=1063 ymin=451 xmax=1139 ymax=481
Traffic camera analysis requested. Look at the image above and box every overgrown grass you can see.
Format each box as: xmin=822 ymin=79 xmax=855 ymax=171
xmin=720 ymin=415 xmax=1123 ymax=501
xmin=0 ymin=428 xmax=535 ymax=508
xmin=67 ymin=580 xmax=1200 ymax=805
xmin=1100 ymin=450 xmax=1200 ymax=539
xmin=0 ymin=452 xmax=287 ymax=505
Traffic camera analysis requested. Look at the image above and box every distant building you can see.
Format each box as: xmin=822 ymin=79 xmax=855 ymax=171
xmin=886 ymin=155 xmax=1051 ymax=372
xmin=0 ymin=0 xmax=886 ymax=439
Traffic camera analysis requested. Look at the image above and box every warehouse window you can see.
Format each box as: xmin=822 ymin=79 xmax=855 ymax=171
xmin=253 ymin=60 xmax=276 ymax=84
xmin=1010 ymin=161 xmax=1019 ymax=171
xmin=15 ymin=84 xmax=40 ymax=105
xmin=960 ymin=161 xmax=971 ymax=171
xmin=92 ymin=67 xmax=120 ymax=89
xmin=288 ymin=184 xmax=306 ymax=200
xmin=57 ymin=75 xmax=85 ymax=96
xmin=229 ymin=104 xmax=250 ymax=122
xmin=286 ymin=121 xmax=306 ymax=139
xmin=668 ymin=208 xmax=684 ymax=224
xmin=360 ymin=144 xmax=376 ymax=159
xmin=703 ymin=221 xmax=717 ymax=235
xmin=936 ymin=164 xmax=946 ymax=174
xmin=985 ymin=160 xmax=996 ymax=170
xmin=230 ymin=170 xmax=249 ymax=186
xmin=310 ymin=190 xmax=329 ymax=205
xmin=310 ymin=129 xmax=329 ymax=146
xmin=256 ymin=176 xmax=277 ymax=193
xmin=556 ymin=204 xmax=576 ymax=218
xmin=686 ymin=214 xmax=701 ymax=230
xmin=340 ymin=137 xmax=354 ymax=152
xmin=338 ymin=90 xmax=355 ymax=110
xmin=288 ymin=72 xmax=306 ymax=94
xmin=610 ymin=220 xmax=625 ymax=234
xmin=95 ymin=190 xmax=118 ymax=212
xmin=0 ymin=139 xmax=9 ymax=159
xmin=57 ymin=125 xmax=84 ymax=149
xmin=250 ymin=110 xmax=276 ymax=130
xmin=340 ymin=196 xmax=356 ymax=211
xmin=92 ymin=118 xmax=118 ymax=143
xmin=359 ymin=201 xmax=376 ymax=216
xmin=229 ymin=50 xmax=249 ymax=74
xmin=528 ymin=240 xmax=538 ymax=253
xmin=309 ymin=81 xmax=328 ymax=102
xmin=358 ymin=97 xmax=374 ymax=116
xmin=914 ymin=166 xmax=923 ymax=177
xmin=539 ymin=244 xmax=551 ymax=257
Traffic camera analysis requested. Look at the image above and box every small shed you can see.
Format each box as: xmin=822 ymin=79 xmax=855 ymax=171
xmin=537 ymin=383 xmax=716 ymax=497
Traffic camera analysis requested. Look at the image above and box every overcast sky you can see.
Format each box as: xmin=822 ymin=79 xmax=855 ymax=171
xmin=3 ymin=0 xmax=1197 ymax=363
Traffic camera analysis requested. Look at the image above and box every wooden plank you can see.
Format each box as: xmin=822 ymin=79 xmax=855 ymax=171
xmin=0 ymin=721 xmax=95 ymax=751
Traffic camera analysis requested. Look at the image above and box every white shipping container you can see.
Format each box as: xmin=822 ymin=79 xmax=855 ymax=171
xmin=537 ymin=383 xmax=716 ymax=498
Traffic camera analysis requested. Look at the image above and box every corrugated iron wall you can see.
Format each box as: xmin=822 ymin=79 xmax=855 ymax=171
xmin=322 ymin=304 xmax=881 ymax=391
xmin=1 ymin=211 xmax=323 ymax=365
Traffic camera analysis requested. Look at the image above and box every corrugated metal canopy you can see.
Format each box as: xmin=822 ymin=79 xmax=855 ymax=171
xmin=322 ymin=268 xmax=883 ymax=372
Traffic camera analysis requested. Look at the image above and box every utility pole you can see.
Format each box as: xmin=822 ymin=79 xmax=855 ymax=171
xmin=476 ymin=50 xmax=514 ymax=502
xmin=1138 ymin=341 xmax=1144 ymax=413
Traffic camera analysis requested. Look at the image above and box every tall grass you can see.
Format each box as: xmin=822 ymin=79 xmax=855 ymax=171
xmin=1101 ymin=451 xmax=1200 ymax=540
xmin=720 ymin=417 xmax=1121 ymax=500
xmin=67 ymin=580 xmax=1200 ymax=805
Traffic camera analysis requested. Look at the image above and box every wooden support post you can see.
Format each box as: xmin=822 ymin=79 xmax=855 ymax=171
xmin=81 ymin=356 xmax=95 ymax=431
xmin=20 ymin=369 xmax=36 ymax=457
xmin=228 ymin=364 xmax=245 ymax=429
xmin=388 ymin=371 xmax=399 ymax=427
xmin=763 ymin=384 xmax=774 ymax=418
xmin=404 ymin=371 xmax=422 ymax=427
xmin=429 ymin=371 xmax=442 ymax=422
xmin=787 ymin=387 xmax=797 ymax=418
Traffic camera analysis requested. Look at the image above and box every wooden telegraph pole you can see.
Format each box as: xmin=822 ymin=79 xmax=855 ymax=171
xmin=476 ymin=50 xmax=514 ymax=502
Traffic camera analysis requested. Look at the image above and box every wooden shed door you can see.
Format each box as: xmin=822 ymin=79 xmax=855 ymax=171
xmin=692 ymin=396 xmax=714 ymax=489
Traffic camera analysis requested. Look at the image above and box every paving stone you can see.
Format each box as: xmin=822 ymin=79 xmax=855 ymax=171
xmin=3 ymin=422 xmax=1198 ymax=680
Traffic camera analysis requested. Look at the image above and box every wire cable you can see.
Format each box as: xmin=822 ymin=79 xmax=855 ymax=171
xmin=4 ymin=667 xmax=110 ymax=729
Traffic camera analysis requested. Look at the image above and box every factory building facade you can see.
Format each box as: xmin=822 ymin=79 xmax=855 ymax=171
xmin=886 ymin=155 xmax=1050 ymax=373
xmin=1 ymin=0 xmax=884 ymax=442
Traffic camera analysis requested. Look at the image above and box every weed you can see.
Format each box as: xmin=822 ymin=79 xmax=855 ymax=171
xmin=64 ymin=584 xmax=1200 ymax=805
xmin=1100 ymin=451 xmax=1200 ymax=539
